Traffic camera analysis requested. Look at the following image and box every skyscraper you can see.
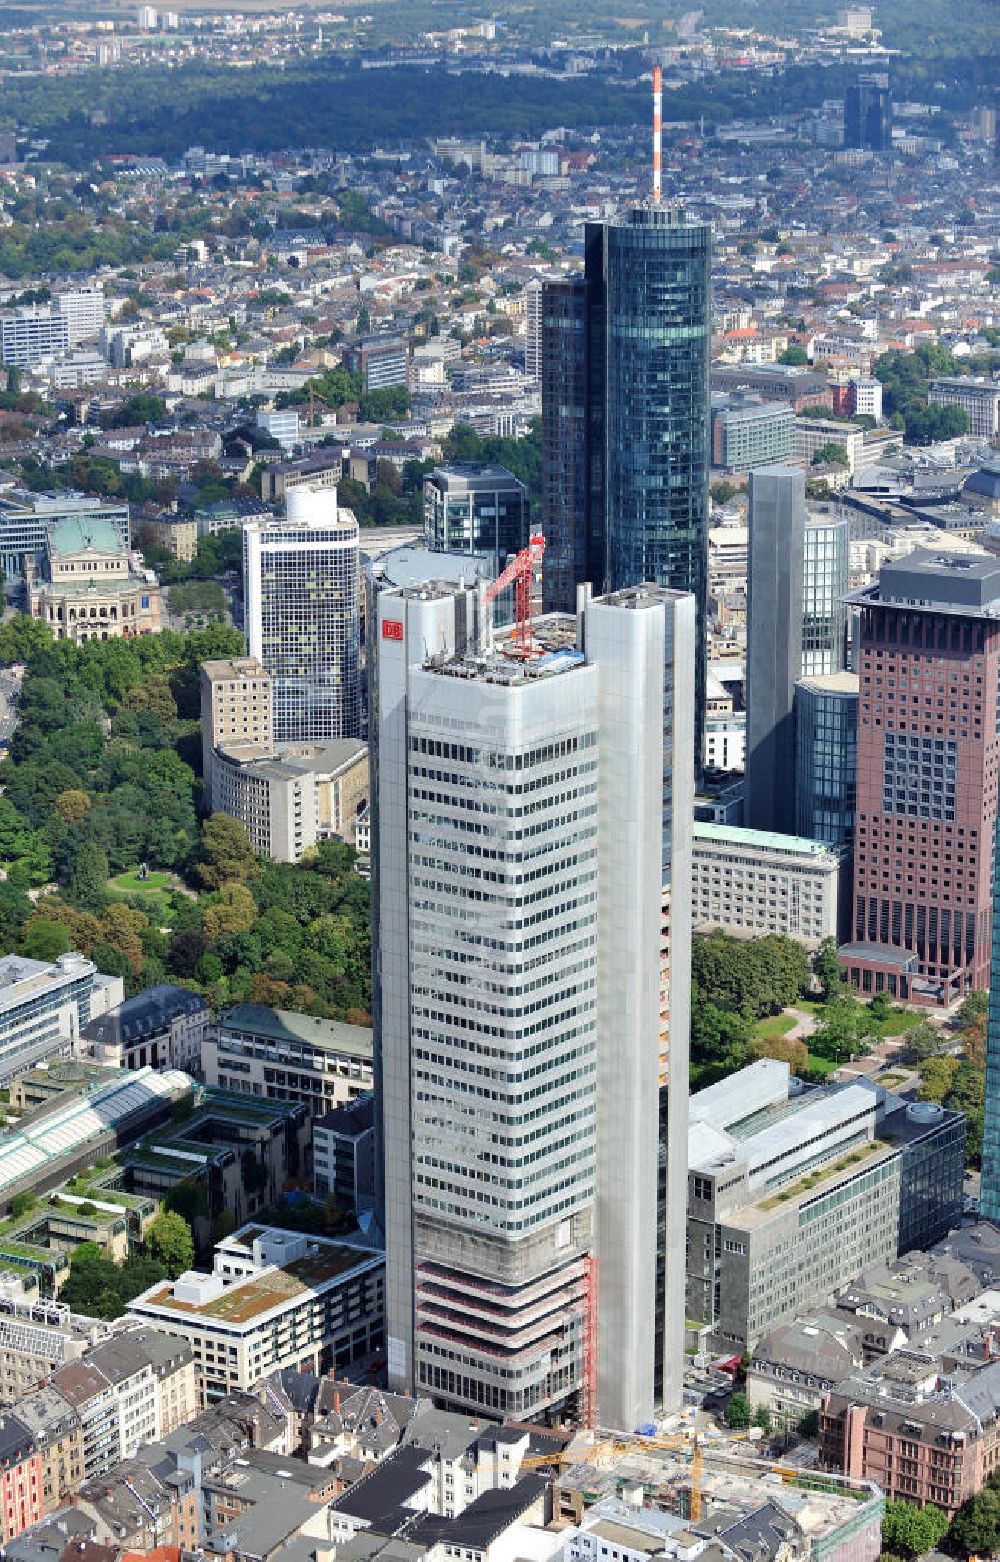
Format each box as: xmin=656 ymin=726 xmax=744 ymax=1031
xmin=524 ymin=278 xmax=543 ymax=384
xmin=981 ymin=814 xmax=1000 ymax=1222
xmin=540 ymin=205 xmax=711 ymax=753
xmin=243 ymin=486 xmax=361 ymax=743
xmin=842 ymin=550 xmax=1000 ymax=1004
xmin=371 ymin=582 xmax=693 ymax=1429
xmin=745 ymin=466 xmax=806 ymax=834
xmin=844 ymin=74 xmax=892 ymax=152
xmin=794 ymin=671 xmax=859 ymax=850
xmin=802 ymin=516 xmax=849 ymax=677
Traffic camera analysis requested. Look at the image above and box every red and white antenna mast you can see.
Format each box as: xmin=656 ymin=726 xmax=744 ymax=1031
xmin=652 ymin=64 xmax=663 ymax=202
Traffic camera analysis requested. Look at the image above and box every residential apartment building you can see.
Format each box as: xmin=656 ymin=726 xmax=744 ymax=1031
xmin=46 ymin=1331 xmax=194 ymax=1484
xmin=842 ymin=550 xmax=1000 ymax=1004
xmin=0 ymin=309 xmax=69 ymax=369
xmin=15 ymin=1385 xmax=83 ymax=1515
xmin=313 ymin=1094 xmax=376 ymax=1213
xmin=0 ymin=1416 xmax=42 ymax=1545
xmin=711 ymin=395 xmax=795 ymax=472
xmin=243 ymin=487 xmax=362 ymax=743
xmin=81 ymin=986 xmax=208 ymax=1074
xmin=0 ymin=492 xmax=129 ymax=579
xmin=0 ymin=1274 xmax=104 ymax=1401
xmin=200 ymin=656 xmax=273 ymax=811
xmin=686 ymin=1060 xmax=964 ymax=1352
xmin=52 ymin=289 xmax=107 ymax=346
xmin=691 ymin=822 xmax=842 ymax=946
xmin=344 ymin=335 xmax=408 ymax=391
xmin=204 ymin=1006 xmax=373 ymax=1115
xmin=209 ymin=736 xmax=368 ymax=862
xmin=128 ymin=1226 xmax=385 ymax=1405
xmin=928 ymin=377 xmax=1000 ymax=441
xmin=372 ymin=579 xmax=694 ymax=1430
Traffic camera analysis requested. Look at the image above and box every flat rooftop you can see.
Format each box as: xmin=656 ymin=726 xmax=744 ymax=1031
xmin=135 ymin=1245 xmax=381 ymax=1327
xmin=219 ymin=1005 xmax=372 ymax=1059
xmin=693 ymin=822 xmax=840 ymax=861
xmin=849 ymin=548 xmax=1000 ymax=616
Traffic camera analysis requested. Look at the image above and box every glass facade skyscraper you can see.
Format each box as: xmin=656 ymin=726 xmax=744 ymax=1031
xmin=982 ymin=813 xmax=1000 ymax=1222
xmin=802 ymin=518 xmax=849 ymax=677
xmin=540 ymin=204 xmax=711 ymax=755
xmin=794 ymin=671 xmax=859 ymax=849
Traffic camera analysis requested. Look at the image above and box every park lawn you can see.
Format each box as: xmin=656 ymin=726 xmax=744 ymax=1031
xmin=754 ymin=1014 xmax=796 ymax=1040
xmin=807 ymin=1052 xmax=840 ymax=1076
xmin=110 ymin=869 xmax=173 ymax=893
xmin=876 ymin=1009 xmax=922 ymax=1038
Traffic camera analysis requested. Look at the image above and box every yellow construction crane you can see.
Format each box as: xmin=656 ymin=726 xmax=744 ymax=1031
xmin=519 ymin=1428 xmax=778 ymax=1524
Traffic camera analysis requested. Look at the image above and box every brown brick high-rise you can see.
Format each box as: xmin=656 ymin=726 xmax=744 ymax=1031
xmin=841 ymin=550 xmax=1000 ymax=1006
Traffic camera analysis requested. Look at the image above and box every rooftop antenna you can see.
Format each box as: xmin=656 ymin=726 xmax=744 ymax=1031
xmin=652 ymin=65 xmax=663 ymax=202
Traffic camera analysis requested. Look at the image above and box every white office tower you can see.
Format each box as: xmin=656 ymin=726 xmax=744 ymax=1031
xmin=243 ymin=486 xmax=361 ymax=743
xmin=372 ymin=581 xmax=693 ymax=1431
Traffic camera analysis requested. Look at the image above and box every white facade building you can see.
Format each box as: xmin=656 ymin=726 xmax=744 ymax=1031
xmin=373 ymin=581 xmax=694 ymax=1433
xmin=0 ymin=953 xmax=122 ymax=1085
xmin=928 ymin=377 xmax=1000 ymax=441
xmin=52 ymin=289 xmax=107 ymax=346
xmin=691 ymin=823 xmax=841 ymax=947
xmin=128 ymin=1226 xmax=384 ymax=1406
xmin=243 ymin=487 xmax=362 ymax=743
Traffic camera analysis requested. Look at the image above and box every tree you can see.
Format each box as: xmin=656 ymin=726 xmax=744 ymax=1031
xmin=813 ymin=938 xmax=844 ymax=999
xmin=725 ymin=1392 xmax=752 ymax=1429
xmin=54 ymin=788 xmax=91 ymax=825
xmin=811 ymin=442 xmax=849 ymax=467
xmin=880 ymin=1500 xmax=949 ymax=1558
xmin=67 ymin=840 xmax=110 ymax=912
xmin=778 ymin=344 xmax=808 ymax=365
xmin=710 ymin=480 xmax=737 ymax=505
xmin=197 ymin=813 xmax=259 ymax=889
xmin=20 ymin=917 xmax=73 ymax=961
xmin=202 ymin=881 xmax=257 ymax=943
xmin=145 ymin=1210 xmax=194 ymax=1278
xmin=948 ymin=1486 xmax=1000 ymax=1558
xmin=749 ymin=1035 xmax=810 ymax=1073
xmin=903 ymin=1020 xmax=940 ymax=1061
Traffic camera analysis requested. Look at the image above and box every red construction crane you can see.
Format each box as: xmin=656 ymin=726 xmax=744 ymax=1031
xmin=483 ymin=533 xmax=545 ymax=657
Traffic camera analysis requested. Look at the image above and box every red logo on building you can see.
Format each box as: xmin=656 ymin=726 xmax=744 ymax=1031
xmin=382 ymin=618 xmax=404 ymax=641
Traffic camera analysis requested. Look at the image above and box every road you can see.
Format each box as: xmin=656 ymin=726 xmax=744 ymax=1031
xmin=0 ymin=670 xmax=19 ymax=748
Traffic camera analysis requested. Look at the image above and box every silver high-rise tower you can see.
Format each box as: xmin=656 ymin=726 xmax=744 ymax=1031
xmin=372 ymin=583 xmax=693 ymax=1430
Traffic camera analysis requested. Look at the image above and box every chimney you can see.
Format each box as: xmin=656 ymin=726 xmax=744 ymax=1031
xmin=334 ymin=1391 xmax=340 ymax=1413
xmin=652 ymin=65 xmax=663 ymax=203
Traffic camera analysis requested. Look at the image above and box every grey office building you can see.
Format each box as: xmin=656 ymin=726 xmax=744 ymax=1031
xmin=687 ymin=1060 xmax=964 ymax=1353
xmin=371 ymin=581 xmax=693 ymax=1430
xmin=745 ymin=466 xmax=806 ymax=834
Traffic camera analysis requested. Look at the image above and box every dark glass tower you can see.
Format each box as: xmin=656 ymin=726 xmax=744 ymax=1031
xmin=541 ymin=204 xmax=711 ymax=758
xmin=844 ymin=75 xmax=892 ymax=151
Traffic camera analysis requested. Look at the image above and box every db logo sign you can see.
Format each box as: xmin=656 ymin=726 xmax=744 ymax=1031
xmin=382 ymin=619 xmax=404 ymax=641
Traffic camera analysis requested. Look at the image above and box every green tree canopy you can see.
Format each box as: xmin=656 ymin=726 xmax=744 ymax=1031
xmin=145 ymin=1210 xmax=195 ymax=1278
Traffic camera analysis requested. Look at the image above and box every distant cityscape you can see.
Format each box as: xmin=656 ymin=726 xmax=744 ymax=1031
xmin=0 ymin=2 xmax=996 ymax=1561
